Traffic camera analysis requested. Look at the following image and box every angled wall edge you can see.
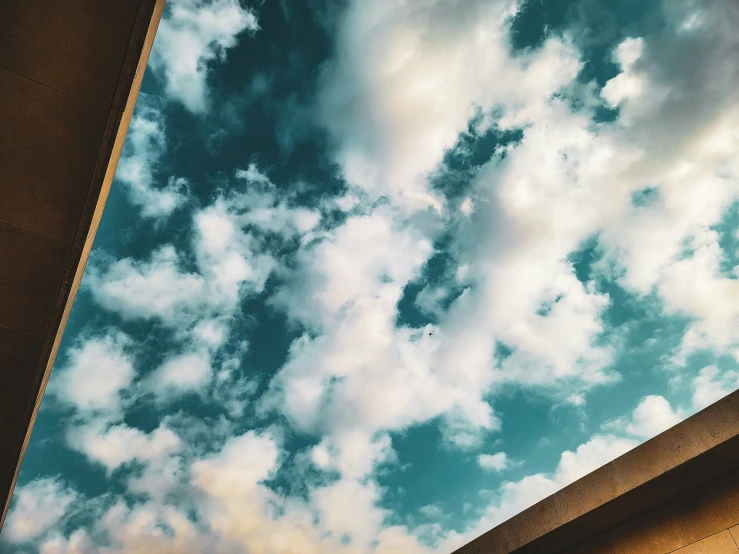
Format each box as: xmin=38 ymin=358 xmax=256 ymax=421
xmin=454 ymin=390 xmax=739 ymax=554
xmin=0 ymin=0 xmax=166 ymax=530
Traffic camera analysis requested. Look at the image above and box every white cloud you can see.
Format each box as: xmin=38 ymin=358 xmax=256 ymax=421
xmin=441 ymin=432 xmax=638 ymax=551
xmin=191 ymin=430 xmax=280 ymax=499
xmin=478 ymin=452 xmax=511 ymax=472
xmin=268 ymin=0 xmax=615 ymax=483
xmin=89 ymin=166 xmax=309 ymax=329
xmin=50 ymin=332 xmax=135 ymax=416
xmin=319 ymin=0 xmax=576 ymax=211
xmin=419 ymin=504 xmax=443 ymax=518
xmin=692 ymin=365 xmax=739 ymax=410
xmin=593 ymin=1 xmax=739 ymax=367
xmin=4 ymin=478 xmax=78 ymax=543
xmin=659 ymin=234 xmax=739 ymax=364
xmin=554 ymin=434 xmax=638 ymax=485
xmin=87 ymin=246 xmax=206 ymax=325
xmin=312 ymin=479 xmax=388 ymax=547
xmin=603 ymin=395 xmax=684 ymax=440
xmin=150 ymin=0 xmax=259 ymax=113
xmin=191 ymin=318 xmax=231 ymax=351
xmin=87 ymin=165 xmax=321 ymax=407
xmin=116 ymin=100 xmax=189 ymax=218
xmin=39 ymin=530 xmax=95 ymax=554
xmin=68 ymin=422 xmax=181 ymax=474
xmin=148 ymin=351 xmax=213 ymax=398
xmin=310 ymin=431 xmax=396 ymax=480
xmin=273 ymin=210 xmax=432 ymax=328
xmin=267 ymin=208 xmax=505 ymax=469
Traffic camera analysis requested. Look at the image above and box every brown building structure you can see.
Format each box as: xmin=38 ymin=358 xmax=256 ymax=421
xmin=2 ymin=1 xmax=739 ymax=552
xmin=454 ymin=391 xmax=739 ymax=554
xmin=0 ymin=0 xmax=165 ymax=530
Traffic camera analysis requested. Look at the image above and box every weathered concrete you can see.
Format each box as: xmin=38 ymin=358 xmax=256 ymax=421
xmin=454 ymin=391 xmax=739 ymax=554
xmin=0 ymin=0 xmax=165 ymax=530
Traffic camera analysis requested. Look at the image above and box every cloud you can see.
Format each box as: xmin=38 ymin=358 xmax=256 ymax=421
xmin=191 ymin=430 xmax=280 ymax=500
xmin=419 ymin=504 xmax=443 ymax=518
xmin=89 ymin=165 xmax=313 ymax=330
xmin=4 ymin=478 xmax=78 ymax=544
xmin=478 ymin=452 xmax=511 ymax=472
xmin=554 ymin=434 xmax=639 ymax=485
xmin=49 ymin=332 xmax=135 ymax=416
xmin=67 ymin=423 xmax=181 ymax=474
xmin=150 ymin=0 xmax=259 ymax=113
xmin=273 ymin=210 xmax=433 ymax=329
xmin=87 ymin=246 xmax=206 ymax=325
xmin=267 ymin=209 xmax=506 ymax=468
xmin=692 ymin=365 xmax=739 ymax=410
xmin=116 ymin=99 xmax=189 ymax=218
xmin=318 ymin=0 xmax=577 ymax=211
xmin=603 ymin=395 xmax=684 ymax=440
xmin=659 ymin=233 xmax=739 ymax=364
xmin=312 ymin=479 xmax=388 ymax=548
xmin=593 ymin=2 xmax=739 ymax=364
xmin=442 ymin=432 xmax=638 ymax=551
xmin=268 ymin=0 xmax=621 ymax=480
xmin=147 ymin=351 xmax=213 ymax=398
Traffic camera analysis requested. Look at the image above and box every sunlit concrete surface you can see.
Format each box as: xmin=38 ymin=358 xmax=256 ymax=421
xmin=0 ymin=0 xmax=165 ymax=529
xmin=454 ymin=391 xmax=739 ymax=554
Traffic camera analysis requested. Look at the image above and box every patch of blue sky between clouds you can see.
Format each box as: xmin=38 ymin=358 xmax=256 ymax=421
xmin=3 ymin=0 xmax=739 ymax=553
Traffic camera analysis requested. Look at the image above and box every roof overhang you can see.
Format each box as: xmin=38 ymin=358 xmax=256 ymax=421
xmin=0 ymin=0 xmax=166 ymax=530
xmin=454 ymin=391 xmax=739 ymax=553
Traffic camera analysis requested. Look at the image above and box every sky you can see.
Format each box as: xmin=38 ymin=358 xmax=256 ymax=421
xmin=2 ymin=0 xmax=739 ymax=552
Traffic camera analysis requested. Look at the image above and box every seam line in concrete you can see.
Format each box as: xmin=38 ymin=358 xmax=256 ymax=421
xmin=0 ymin=323 xmax=45 ymax=340
xmin=610 ymin=460 xmax=628 ymax=498
xmin=664 ymin=529 xmax=737 ymax=553
xmin=670 ymin=505 xmax=690 ymax=549
xmin=0 ymin=219 xmax=72 ymax=246
xmin=683 ymin=419 xmax=703 ymax=457
xmin=0 ymin=64 xmax=107 ymax=114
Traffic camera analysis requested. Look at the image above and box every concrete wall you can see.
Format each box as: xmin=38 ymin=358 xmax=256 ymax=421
xmin=455 ymin=392 xmax=739 ymax=554
xmin=0 ymin=0 xmax=165 ymax=529
xmin=571 ymin=468 xmax=739 ymax=554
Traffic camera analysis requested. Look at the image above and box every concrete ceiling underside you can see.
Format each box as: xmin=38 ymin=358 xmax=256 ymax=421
xmin=0 ymin=0 xmax=165 ymax=529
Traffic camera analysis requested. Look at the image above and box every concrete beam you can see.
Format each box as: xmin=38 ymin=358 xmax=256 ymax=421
xmin=0 ymin=0 xmax=165 ymax=530
xmin=454 ymin=391 xmax=739 ymax=554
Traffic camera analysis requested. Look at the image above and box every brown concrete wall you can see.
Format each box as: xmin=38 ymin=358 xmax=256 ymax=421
xmin=0 ymin=0 xmax=165 ymax=530
xmin=571 ymin=468 xmax=739 ymax=554
xmin=455 ymin=392 xmax=739 ymax=554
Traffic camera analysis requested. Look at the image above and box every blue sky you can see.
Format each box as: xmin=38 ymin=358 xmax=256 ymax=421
xmin=3 ymin=0 xmax=739 ymax=552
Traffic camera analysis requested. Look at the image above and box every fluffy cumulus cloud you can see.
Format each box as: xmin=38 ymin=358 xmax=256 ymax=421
xmin=150 ymin=0 xmax=259 ymax=113
xmin=603 ymin=395 xmax=684 ymax=440
xmin=49 ymin=332 xmax=135 ymax=416
xmin=3 ymin=479 xmax=78 ymax=544
xmin=68 ymin=422 xmax=181 ymax=474
xmin=691 ymin=366 xmax=739 ymax=410
xmin=87 ymin=246 xmax=207 ymax=325
xmin=478 ymin=452 xmax=511 ymax=472
xmin=7 ymin=0 xmax=739 ymax=553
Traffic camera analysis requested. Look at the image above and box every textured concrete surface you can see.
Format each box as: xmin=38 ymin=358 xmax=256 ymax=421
xmin=454 ymin=390 xmax=739 ymax=554
xmin=0 ymin=0 xmax=165 ymax=530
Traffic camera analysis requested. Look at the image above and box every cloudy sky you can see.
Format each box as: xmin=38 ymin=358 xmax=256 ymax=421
xmin=3 ymin=0 xmax=739 ymax=552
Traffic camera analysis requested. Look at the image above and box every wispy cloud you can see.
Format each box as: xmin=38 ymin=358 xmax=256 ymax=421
xmin=150 ymin=0 xmax=260 ymax=114
xmin=115 ymin=98 xmax=189 ymax=218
